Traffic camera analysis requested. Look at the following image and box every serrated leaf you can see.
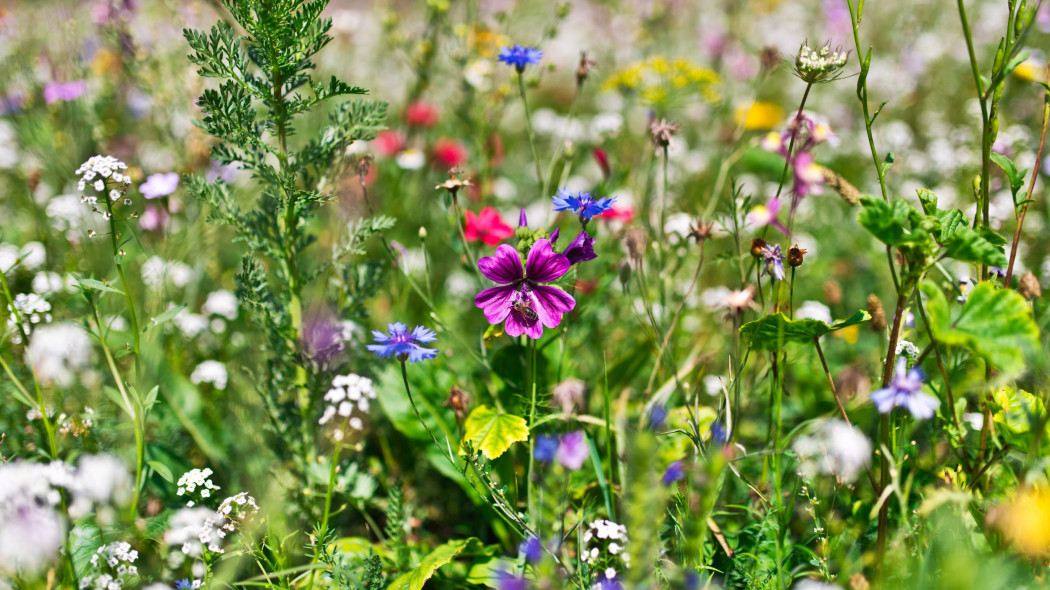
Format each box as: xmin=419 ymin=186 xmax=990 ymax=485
xmin=943 ymin=225 xmax=1007 ymax=267
xmin=76 ymin=278 xmax=124 ymax=295
xmin=148 ymin=460 xmax=174 ymax=483
xmin=388 ymin=538 xmax=481 ymax=590
xmin=916 ymin=188 xmax=939 ymax=215
xmin=463 ymin=405 xmax=529 ymax=460
xmin=921 ymin=281 xmax=1039 ymax=374
xmin=857 ymin=196 xmax=913 ymax=246
xmin=739 ymin=310 xmax=871 ymax=350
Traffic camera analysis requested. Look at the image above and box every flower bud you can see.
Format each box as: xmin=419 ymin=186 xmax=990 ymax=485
xmin=867 ymin=294 xmax=887 ymax=332
xmin=1019 ymin=271 xmax=1042 ymax=299
xmin=750 ymin=238 xmax=768 ymax=259
xmin=418 ymin=226 xmax=427 ymax=240
xmin=788 ymin=244 xmax=806 ymax=267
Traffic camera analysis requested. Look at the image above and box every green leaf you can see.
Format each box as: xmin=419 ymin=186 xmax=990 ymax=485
xmin=739 ymin=310 xmax=871 ymax=350
xmin=921 ymin=282 xmax=1039 ymax=374
xmin=463 ymin=405 xmax=529 ymax=460
xmin=989 ymin=152 xmax=1026 ymax=196
xmin=990 ymin=386 xmax=1046 ymax=452
xmin=76 ymin=277 xmax=124 ymax=295
xmin=916 ymin=188 xmax=939 ymax=215
xmin=388 ymin=538 xmax=481 ymax=590
xmin=943 ymin=225 xmax=1007 ymax=267
xmin=148 ymin=460 xmax=174 ymax=483
xmin=857 ymin=196 xmax=913 ymax=246
xmin=146 ymin=306 xmax=185 ymax=332
xmin=1004 ymin=50 xmax=1031 ymax=78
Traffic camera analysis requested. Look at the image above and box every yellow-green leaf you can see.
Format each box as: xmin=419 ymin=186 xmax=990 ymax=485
xmin=463 ymin=405 xmax=528 ymax=460
xmin=388 ymin=538 xmax=480 ymax=590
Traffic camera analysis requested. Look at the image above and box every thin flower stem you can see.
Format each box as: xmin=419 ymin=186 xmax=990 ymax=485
xmin=449 ymin=195 xmax=482 ymax=282
xmin=517 ymin=72 xmax=545 ymax=196
xmin=876 ymin=292 xmax=908 ymax=570
xmin=813 ymin=337 xmax=850 ymax=427
xmin=773 ymin=82 xmax=812 ymax=201
xmin=1005 ymin=67 xmax=1049 ymax=285
xmin=319 ymin=442 xmax=342 ymax=538
xmin=659 ymin=145 xmax=670 ymax=240
xmin=526 ymin=339 xmax=538 ymax=524
xmin=644 ymin=242 xmax=705 ymax=397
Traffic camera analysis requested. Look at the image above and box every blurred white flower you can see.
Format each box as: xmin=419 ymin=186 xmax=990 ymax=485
xmin=202 ymin=290 xmax=238 ymax=320
xmin=796 ymin=301 xmax=832 ymax=324
xmin=793 ymin=419 xmax=871 ymax=484
xmin=191 ymin=360 xmax=228 ymax=390
xmin=25 ymin=322 xmax=91 ymax=387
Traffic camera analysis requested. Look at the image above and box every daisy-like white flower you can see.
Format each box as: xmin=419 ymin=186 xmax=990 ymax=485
xmin=366 ymin=323 xmax=438 ymax=363
xmin=870 ymin=358 xmax=939 ymax=419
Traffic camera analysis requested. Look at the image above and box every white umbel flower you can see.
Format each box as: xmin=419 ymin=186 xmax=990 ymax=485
xmin=793 ymin=419 xmax=872 ymax=484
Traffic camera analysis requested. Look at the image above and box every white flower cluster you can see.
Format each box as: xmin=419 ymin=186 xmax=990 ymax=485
xmin=895 ymin=339 xmax=921 ymax=368
xmin=318 ymin=373 xmax=377 ymax=440
xmin=25 ymin=322 xmax=93 ymax=387
xmin=80 ymin=542 xmax=139 ymax=590
xmin=795 ymin=45 xmax=848 ymax=83
xmin=216 ymin=492 xmax=259 ymax=533
xmin=792 ymin=419 xmax=872 ymax=484
xmin=141 ymin=256 xmax=194 ymax=291
xmin=6 ymin=292 xmax=51 ymax=342
xmin=190 ymin=361 xmax=228 ymax=390
xmin=0 ymin=241 xmax=45 ymax=274
xmin=176 ymin=468 xmax=220 ymax=507
xmin=0 ymin=456 xmax=131 ymax=574
xmin=202 ymin=290 xmax=238 ymax=320
xmin=76 ymin=155 xmax=131 ymax=209
xmin=582 ymin=519 xmax=630 ymax=576
xmin=162 ymin=493 xmax=258 ymax=574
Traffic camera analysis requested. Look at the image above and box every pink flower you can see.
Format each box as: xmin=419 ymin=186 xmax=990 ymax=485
xmin=598 ymin=205 xmax=635 ymax=222
xmin=139 ymin=204 xmax=169 ymax=231
xmin=464 ymin=207 xmax=514 ymax=246
xmin=374 ymin=130 xmax=406 ymax=157
xmin=405 ymin=101 xmax=439 ymax=127
xmin=140 ymin=172 xmax=180 ymax=199
xmin=43 ymin=80 xmax=87 ymax=104
xmin=475 ymin=240 xmax=575 ymax=339
xmin=556 ymin=431 xmax=589 ymax=470
xmin=431 ymin=137 xmax=468 ymax=170
xmin=746 ymin=197 xmax=789 ymax=235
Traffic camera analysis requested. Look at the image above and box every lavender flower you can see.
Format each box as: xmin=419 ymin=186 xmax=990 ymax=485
xmin=495 ymin=569 xmax=528 ymax=590
xmin=140 ymin=172 xmax=180 ymax=199
xmin=556 ymin=431 xmax=589 ymax=470
xmin=552 ymin=188 xmax=616 ymax=221
xmin=870 ymin=358 xmax=939 ymax=419
xmin=662 ymin=460 xmax=686 ymax=485
xmin=474 ymin=239 xmax=576 ymax=339
xmin=519 ymin=536 xmax=542 ymax=563
xmin=498 ymin=45 xmax=543 ymax=72
xmin=563 ymin=230 xmax=597 ymax=265
xmin=366 ymin=322 xmax=438 ymax=363
xmin=760 ymin=243 xmax=786 ymax=281
xmin=43 ymin=80 xmax=87 ymax=104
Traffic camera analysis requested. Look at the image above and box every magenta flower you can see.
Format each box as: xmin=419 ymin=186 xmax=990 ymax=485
xmin=556 ymin=431 xmax=589 ymax=470
xmin=43 ymin=80 xmax=87 ymax=104
xmin=475 ymin=239 xmax=575 ymax=339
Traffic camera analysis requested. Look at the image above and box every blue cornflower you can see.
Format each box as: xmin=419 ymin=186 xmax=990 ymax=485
xmin=662 ymin=460 xmax=686 ymax=486
xmin=647 ymin=404 xmax=668 ymax=431
xmin=367 ymin=322 xmax=438 ymax=363
xmin=519 ymin=536 xmax=543 ymax=563
xmin=174 ymin=580 xmax=192 ymax=590
xmin=498 ymin=45 xmax=543 ymax=72
xmin=534 ymin=434 xmax=559 ymax=462
xmin=552 ymin=188 xmax=616 ymax=221
xmin=870 ymin=357 xmax=939 ymax=419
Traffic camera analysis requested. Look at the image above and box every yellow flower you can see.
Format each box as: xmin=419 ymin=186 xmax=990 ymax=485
xmin=602 ymin=55 xmax=721 ymax=106
xmin=734 ymin=101 xmax=785 ymax=130
xmin=1012 ymin=61 xmax=1045 ymax=83
xmin=832 ymin=324 xmax=859 ymax=344
xmin=993 ymin=486 xmax=1050 ymax=557
xmin=91 ymin=49 xmax=121 ymax=75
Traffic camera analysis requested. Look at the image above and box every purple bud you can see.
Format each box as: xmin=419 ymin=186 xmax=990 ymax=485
xmin=518 ymin=208 xmax=528 ymax=228
xmin=661 ymin=460 xmax=686 ymax=485
xmin=564 ymin=231 xmax=597 ymax=265
xmin=549 ymin=227 xmax=560 ymax=245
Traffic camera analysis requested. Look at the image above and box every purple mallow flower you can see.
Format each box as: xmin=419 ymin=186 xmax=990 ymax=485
xmin=367 ymin=322 xmax=438 ymax=363
xmin=556 ymin=430 xmax=589 ymax=470
xmin=140 ymin=172 xmax=180 ymax=199
xmin=498 ymin=45 xmax=543 ymax=71
xmin=495 ymin=569 xmax=528 ymax=590
xmin=563 ymin=231 xmax=597 ymax=265
xmin=43 ymin=80 xmax=87 ymax=104
xmin=870 ymin=358 xmax=939 ymax=419
xmin=475 ymin=239 xmax=575 ymax=339
xmin=552 ymin=188 xmax=616 ymax=221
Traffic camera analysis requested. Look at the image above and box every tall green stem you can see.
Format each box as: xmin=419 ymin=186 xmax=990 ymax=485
xmin=516 ymin=71 xmax=544 ymax=197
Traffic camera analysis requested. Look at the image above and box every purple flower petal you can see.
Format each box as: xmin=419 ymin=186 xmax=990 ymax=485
xmin=475 ymin=285 xmax=517 ymax=324
xmin=556 ymin=431 xmax=589 ymax=470
xmin=478 ymin=244 xmax=524 ymax=284
xmin=529 ymin=285 xmax=575 ymax=328
xmin=524 ymin=239 xmax=569 ymax=283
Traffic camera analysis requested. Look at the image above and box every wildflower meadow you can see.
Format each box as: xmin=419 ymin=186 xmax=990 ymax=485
xmin=4 ymin=0 xmax=1050 ymax=588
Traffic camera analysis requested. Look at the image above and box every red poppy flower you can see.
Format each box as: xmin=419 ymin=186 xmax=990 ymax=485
xmin=405 ymin=101 xmax=440 ymax=127
xmin=432 ymin=137 xmax=468 ymax=169
xmin=374 ymin=130 xmax=405 ymax=157
xmin=464 ymin=207 xmax=514 ymax=246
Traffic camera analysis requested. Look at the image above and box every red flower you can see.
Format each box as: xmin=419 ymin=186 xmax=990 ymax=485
xmin=432 ymin=137 xmax=468 ymax=169
xmin=374 ymin=130 xmax=405 ymax=157
xmin=405 ymin=101 xmax=440 ymax=127
xmin=464 ymin=207 xmax=514 ymax=246
xmin=598 ymin=205 xmax=635 ymax=222
xmin=592 ymin=147 xmax=611 ymax=180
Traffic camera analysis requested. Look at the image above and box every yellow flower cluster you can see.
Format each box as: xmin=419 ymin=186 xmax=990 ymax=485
xmin=602 ymin=56 xmax=721 ymax=107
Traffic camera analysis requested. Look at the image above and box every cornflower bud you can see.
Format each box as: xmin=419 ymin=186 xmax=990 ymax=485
xmin=788 ymin=244 xmax=806 ymax=267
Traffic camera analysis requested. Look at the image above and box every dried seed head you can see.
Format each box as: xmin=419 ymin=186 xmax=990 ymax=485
xmin=444 ymin=386 xmax=472 ymax=422
xmin=788 ymin=244 xmax=806 ymax=267
xmin=435 ymin=168 xmax=472 ymax=196
xmin=649 ymin=118 xmax=680 ymax=150
xmin=1019 ymin=271 xmax=1042 ymax=299
xmin=623 ymin=227 xmax=648 ymax=261
xmin=750 ymin=238 xmax=768 ymax=259
xmin=688 ymin=219 xmax=714 ymax=243
xmin=867 ymin=294 xmax=886 ymax=332
xmin=759 ymin=46 xmax=781 ymax=74
xmin=823 ymin=279 xmax=843 ymax=306
xmin=355 ymin=154 xmax=374 ymax=179
xmin=576 ymin=51 xmax=598 ymax=85
xmin=822 ymin=166 xmax=861 ymax=206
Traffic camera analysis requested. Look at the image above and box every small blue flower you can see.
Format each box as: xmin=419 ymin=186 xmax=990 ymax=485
xmin=519 ymin=536 xmax=542 ymax=563
xmin=552 ymin=188 xmax=616 ymax=221
xmin=647 ymin=404 xmax=668 ymax=431
xmin=495 ymin=569 xmax=528 ymax=590
xmin=498 ymin=45 xmax=543 ymax=71
xmin=709 ymin=422 xmax=728 ymax=446
xmin=662 ymin=460 xmax=686 ymax=486
xmin=534 ymin=434 xmax=559 ymax=462
xmin=367 ymin=322 xmax=438 ymax=363
xmin=870 ymin=358 xmax=939 ymax=419
xmin=174 ymin=580 xmax=192 ymax=590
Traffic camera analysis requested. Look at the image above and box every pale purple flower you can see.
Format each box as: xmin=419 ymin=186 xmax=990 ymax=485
xmin=747 ymin=197 xmax=789 ymax=235
xmin=760 ymin=243 xmax=786 ymax=281
xmin=139 ymin=204 xmax=169 ymax=231
xmin=43 ymin=80 xmax=87 ymax=104
xmin=556 ymin=431 xmax=589 ymax=470
xmin=474 ymin=239 xmax=575 ymax=339
xmin=140 ymin=172 xmax=180 ymax=199
xmin=519 ymin=536 xmax=542 ymax=563
xmin=870 ymin=358 xmax=939 ymax=419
